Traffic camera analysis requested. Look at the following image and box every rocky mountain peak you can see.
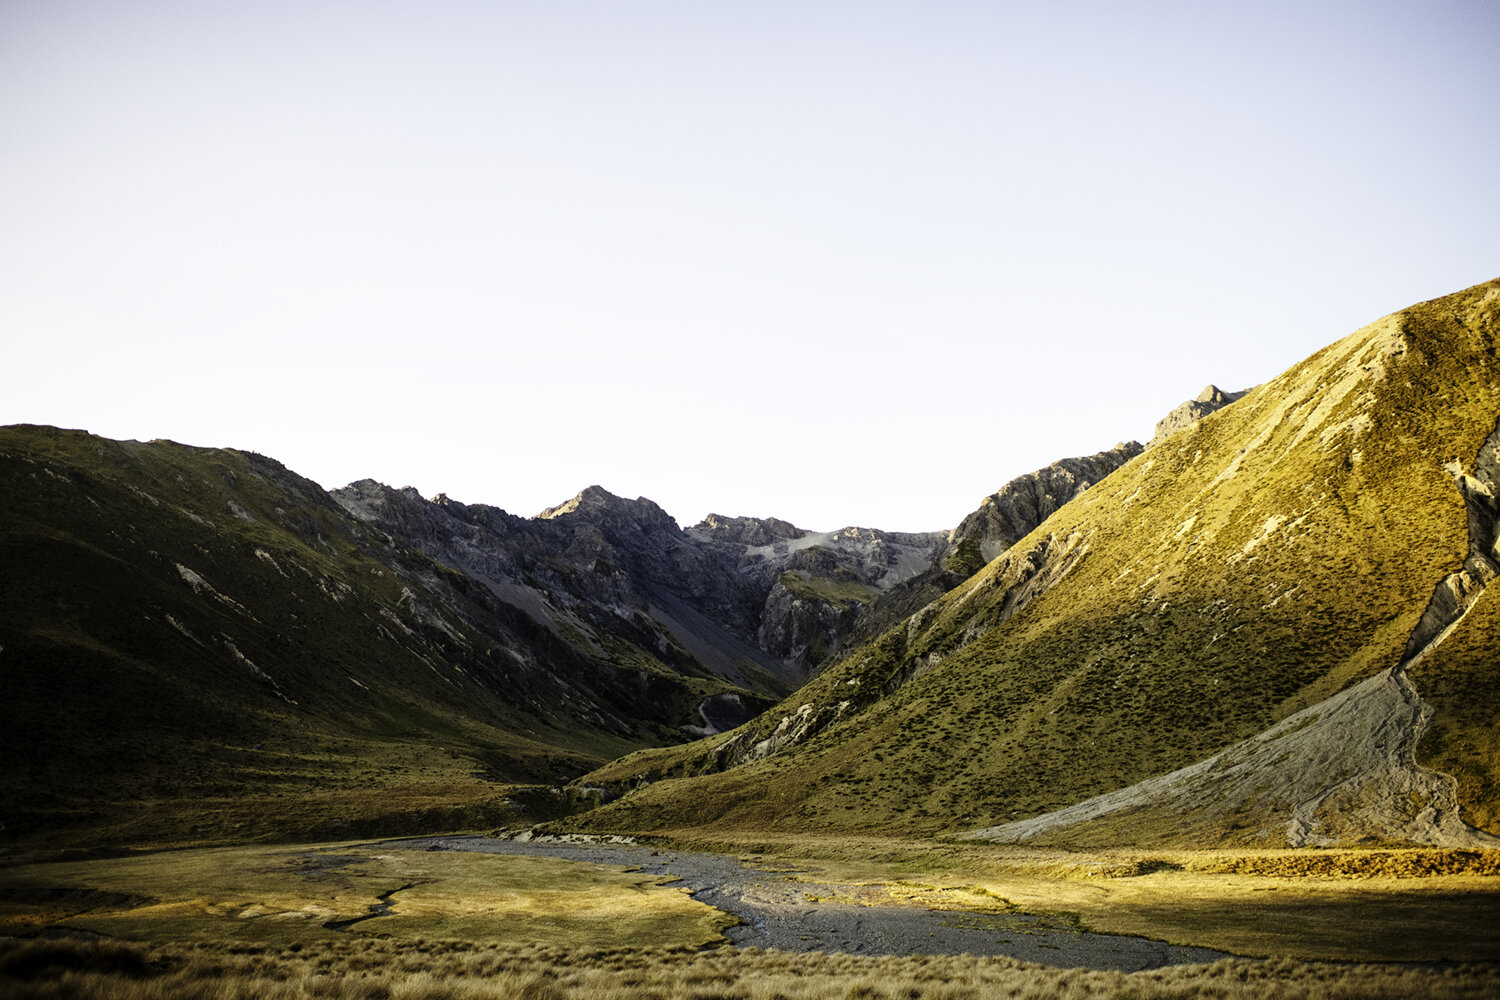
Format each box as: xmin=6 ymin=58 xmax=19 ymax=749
xmin=331 ymin=478 xmax=428 ymax=525
xmin=942 ymin=441 xmax=1144 ymax=575
xmin=688 ymin=514 xmax=804 ymax=548
xmin=536 ymin=485 xmax=677 ymax=530
xmin=1149 ymin=384 xmax=1253 ymax=447
xmin=536 ymin=484 xmax=614 ymax=519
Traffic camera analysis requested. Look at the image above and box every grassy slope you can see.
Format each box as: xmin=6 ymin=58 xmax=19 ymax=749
xmin=574 ymin=278 xmax=1500 ymax=843
xmin=0 ymin=428 xmax=687 ymax=846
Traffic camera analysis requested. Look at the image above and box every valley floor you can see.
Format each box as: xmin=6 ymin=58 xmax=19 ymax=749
xmin=615 ymin=831 xmax=1500 ymax=964
xmin=2 ymin=833 xmax=1498 ymax=997
xmin=380 ymin=835 xmax=1229 ymax=969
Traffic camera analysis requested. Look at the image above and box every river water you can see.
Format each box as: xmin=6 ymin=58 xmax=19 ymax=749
xmin=371 ymin=835 xmax=1231 ymax=971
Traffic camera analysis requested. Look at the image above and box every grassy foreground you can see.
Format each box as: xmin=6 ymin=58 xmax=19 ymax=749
xmin=0 ymin=843 xmax=729 ymax=950
xmin=4 ymin=937 xmax=1499 ymax=1000
xmin=1 ymin=837 xmax=1497 ymax=997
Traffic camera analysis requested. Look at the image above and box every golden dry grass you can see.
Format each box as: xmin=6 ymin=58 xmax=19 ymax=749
xmin=6 ymin=836 xmax=1500 ymax=963
xmin=0 ymin=843 xmax=731 ymax=950
xmin=644 ymin=831 xmax=1500 ymax=962
xmin=2 ymin=837 xmax=1498 ymax=996
xmin=2 ymin=937 xmax=1498 ymax=1000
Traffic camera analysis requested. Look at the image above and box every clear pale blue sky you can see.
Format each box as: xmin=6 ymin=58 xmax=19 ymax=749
xmin=3 ymin=1 xmax=1497 ymax=531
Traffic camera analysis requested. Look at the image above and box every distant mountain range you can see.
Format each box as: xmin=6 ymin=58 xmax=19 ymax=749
xmin=5 ymin=277 xmax=1495 ymax=851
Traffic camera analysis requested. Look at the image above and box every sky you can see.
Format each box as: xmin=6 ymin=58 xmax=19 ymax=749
xmin=3 ymin=1 xmax=1498 ymax=532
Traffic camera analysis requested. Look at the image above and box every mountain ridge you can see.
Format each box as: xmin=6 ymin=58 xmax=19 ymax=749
xmin=0 ymin=423 xmax=1134 ymax=844
xmin=7 ymin=279 xmax=1496 ymax=851
xmin=569 ymin=276 xmax=1500 ymax=848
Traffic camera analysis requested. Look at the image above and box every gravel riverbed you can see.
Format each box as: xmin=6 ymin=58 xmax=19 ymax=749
xmin=371 ymin=836 xmax=1231 ymax=970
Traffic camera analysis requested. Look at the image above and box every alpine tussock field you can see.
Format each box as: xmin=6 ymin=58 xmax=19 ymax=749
xmin=3 ymin=937 xmax=1498 ymax=1000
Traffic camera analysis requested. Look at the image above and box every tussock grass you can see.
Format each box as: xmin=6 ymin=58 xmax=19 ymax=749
xmin=2 ymin=937 xmax=1498 ymax=1000
xmin=9 ymin=836 xmax=1498 ymax=963
xmin=0 ymin=843 xmax=731 ymax=950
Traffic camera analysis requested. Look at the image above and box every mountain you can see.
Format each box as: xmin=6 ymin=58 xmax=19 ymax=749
xmin=0 ymin=431 xmax=943 ymax=845
xmin=334 ymin=481 xmax=952 ymax=683
xmin=10 ymin=278 xmax=1495 ymax=853
xmin=686 ymin=516 xmax=949 ymax=674
xmin=572 ymin=277 xmax=1500 ymax=849
xmin=0 ymin=433 xmax=803 ymax=845
xmin=330 ymin=481 xmax=794 ymax=716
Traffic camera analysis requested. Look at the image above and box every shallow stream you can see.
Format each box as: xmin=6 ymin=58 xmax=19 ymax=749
xmin=370 ymin=836 xmax=1231 ymax=971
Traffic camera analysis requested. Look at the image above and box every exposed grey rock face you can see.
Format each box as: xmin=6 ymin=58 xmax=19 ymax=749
xmin=756 ymin=579 xmax=863 ymax=672
xmin=1148 ymin=384 xmax=1252 ymax=447
xmin=849 ymin=442 xmax=1145 ymax=647
xmin=535 ymin=486 xmax=767 ymax=640
xmin=335 ymin=482 xmax=951 ymax=687
xmin=684 ymin=513 xmax=802 ymax=550
xmin=336 ymin=435 xmax=1147 ymax=693
xmin=688 ymin=516 xmax=949 ymax=673
xmin=959 ymin=665 xmax=1499 ymax=849
xmin=334 ymin=482 xmax=795 ymax=698
xmin=687 ymin=518 xmax=947 ymax=591
xmin=1403 ymin=416 xmax=1500 ymax=658
xmin=942 ymin=442 xmax=1144 ymax=575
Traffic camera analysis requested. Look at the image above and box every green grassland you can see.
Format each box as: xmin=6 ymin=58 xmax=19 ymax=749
xmin=574 ymin=278 xmax=1500 ymax=844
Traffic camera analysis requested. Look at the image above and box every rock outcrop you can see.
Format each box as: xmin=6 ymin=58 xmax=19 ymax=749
xmin=1402 ymin=417 xmax=1500 ymax=658
xmin=850 ymin=443 xmax=1143 ymax=646
xmin=338 ymin=482 xmax=951 ymax=682
xmin=334 ymin=481 xmax=794 ymax=697
xmin=1148 ymin=384 xmax=1251 ymax=447
xmin=755 ymin=578 xmax=865 ymax=671
xmin=687 ymin=517 xmax=949 ymax=674
xmin=959 ymin=665 xmax=1499 ymax=848
xmin=942 ymin=442 xmax=1144 ymax=576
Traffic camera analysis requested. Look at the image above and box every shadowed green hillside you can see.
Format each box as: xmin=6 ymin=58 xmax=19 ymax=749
xmin=574 ymin=278 xmax=1500 ymax=846
xmin=0 ymin=429 xmax=763 ymax=846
